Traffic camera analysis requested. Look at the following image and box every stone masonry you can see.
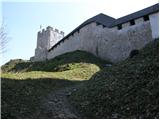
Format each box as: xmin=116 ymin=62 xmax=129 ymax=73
xmin=33 ymin=26 xmax=64 ymax=61
xmin=31 ymin=4 xmax=159 ymax=63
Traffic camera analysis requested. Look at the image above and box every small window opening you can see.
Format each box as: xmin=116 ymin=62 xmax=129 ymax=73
xmin=96 ymin=22 xmax=101 ymax=26
xmin=143 ymin=15 xmax=149 ymax=21
xmin=102 ymin=25 xmax=106 ymax=28
xmin=117 ymin=24 xmax=122 ymax=30
xmin=130 ymin=20 xmax=135 ymax=26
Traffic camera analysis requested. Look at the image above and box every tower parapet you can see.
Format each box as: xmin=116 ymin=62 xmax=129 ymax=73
xmin=60 ymin=31 xmax=65 ymax=36
xmin=47 ymin=26 xmax=53 ymax=31
xmin=33 ymin=26 xmax=65 ymax=61
xmin=37 ymin=26 xmax=65 ymax=37
xmin=55 ymin=28 xmax=59 ymax=33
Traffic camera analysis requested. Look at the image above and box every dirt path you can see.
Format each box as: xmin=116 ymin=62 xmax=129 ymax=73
xmin=34 ymin=85 xmax=83 ymax=119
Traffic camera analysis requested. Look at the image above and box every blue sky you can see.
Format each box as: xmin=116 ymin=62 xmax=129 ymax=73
xmin=1 ymin=0 xmax=158 ymax=65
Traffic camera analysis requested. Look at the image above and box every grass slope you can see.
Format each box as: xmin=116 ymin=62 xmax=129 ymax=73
xmin=2 ymin=50 xmax=107 ymax=81
xmin=1 ymin=78 xmax=78 ymax=118
xmin=1 ymin=50 xmax=107 ymax=118
xmin=69 ymin=40 xmax=159 ymax=119
xmin=2 ymin=50 xmax=107 ymax=73
xmin=1 ymin=41 xmax=159 ymax=119
xmin=2 ymin=64 xmax=99 ymax=81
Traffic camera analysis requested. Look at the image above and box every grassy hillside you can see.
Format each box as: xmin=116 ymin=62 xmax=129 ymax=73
xmin=1 ymin=50 xmax=107 ymax=118
xmin=1 ymin=40 xmax=159 ymax=119
xmin=1 ymin=78 xmax=79 ymax=118
xmin=2 ymin=50 xmax=107 ymax=81
xmin=2 ymin=50 xmax=107 ymax=73
xmin=69 ymin=40 xmax=159 ymax=118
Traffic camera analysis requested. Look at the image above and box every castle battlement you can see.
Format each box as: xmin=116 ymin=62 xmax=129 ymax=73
xmin=33 ymin=26 xmax=65 ymax=61
xmin=47 ymin=26 xmax=53 ymax=31
xmin=38 ymin=26 xmax=65 ymax=36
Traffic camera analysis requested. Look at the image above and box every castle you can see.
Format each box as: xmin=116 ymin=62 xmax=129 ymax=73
xmin=31 ymin=3 xmax=159 ymax=63
xmin=32 ymin=26 xmax=64 ymax=61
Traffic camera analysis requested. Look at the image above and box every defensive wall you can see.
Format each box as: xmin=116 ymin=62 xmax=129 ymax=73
xmin=32 ymin=4 xmax=159 ymax=63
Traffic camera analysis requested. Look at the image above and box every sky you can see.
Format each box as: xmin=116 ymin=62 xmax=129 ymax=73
xmin=1 ymin=0 xmax=158 ymax=65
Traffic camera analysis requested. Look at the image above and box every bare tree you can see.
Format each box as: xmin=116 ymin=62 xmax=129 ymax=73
xmin=0 ymin=24 xmax=8 ymax=54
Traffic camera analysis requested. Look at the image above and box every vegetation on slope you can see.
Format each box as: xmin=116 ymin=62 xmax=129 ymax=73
xmin=2 ymin=51 xmax=107 ymax=81
xmin=1 ymin=40 xmax=159 ymax=119
xmin=2 ymin=63 xmax=99 ymax=81
xmin=69 ymin=40 xmax=159 ymax=119
xmin=1 ymin=78 xmax=78 ymax=118
xmin=2 ymin=50 xmax=107 ymax=73
xmin=1 ymin=50 xmax=107 ymax=118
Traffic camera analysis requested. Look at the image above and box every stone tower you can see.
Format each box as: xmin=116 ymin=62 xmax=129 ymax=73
xmin=33 ymin=26 xmax=64 ymax=61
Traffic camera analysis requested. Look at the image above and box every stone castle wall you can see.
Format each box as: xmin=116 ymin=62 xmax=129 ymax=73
xmin=47 ymin=12 xmax=158 ymax=63
xmin=34 ymin=26 xmax=64 ymax=61
xmin=31 ymin=9 xmax=159 ymax=63
xmin=149 ymin=12 xmax=159 ymax=39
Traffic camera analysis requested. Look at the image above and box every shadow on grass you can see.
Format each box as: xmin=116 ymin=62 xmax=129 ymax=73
xmin=68 ymin=40 xmax=159 ymax=119
xmin=1 ymin=50 xmax=108 ymax=118
xmin=1 ymin=77 xmax=84 ymax=119
xmin=2 ymin=40 xmax=159 ymax=119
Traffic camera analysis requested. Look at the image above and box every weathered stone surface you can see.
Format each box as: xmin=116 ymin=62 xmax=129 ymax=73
xmin=149 ymin=13 xmax=159 ymax=39
xmin=31 ymin=6 xmax=158 ymax=63
xmin=33 ymin=26 xmax=64 ymax=61
xmin=47 ymin=19 xmax=154 ymax=63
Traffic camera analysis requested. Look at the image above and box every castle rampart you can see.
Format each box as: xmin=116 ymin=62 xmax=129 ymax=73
xmin=47 ymin=18 xmax=153 ymax=63
xmin=31 ymin=3 xmax=159 ymax=63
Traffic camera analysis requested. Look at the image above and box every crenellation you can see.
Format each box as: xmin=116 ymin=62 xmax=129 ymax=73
xmin=55 ymin=29 xmax=59 ymax=33
xmin=60 ymin=31 xmax=64 ymax=36
xmin=122 ymin=22 xmax=130 ymax=28
xmin=135 ymin=17 xmax=144 ymax=24
xmin=42 ymin=29 xmax=45 ymax=34
xmin=111 ymin=26 xmax=118 ymax=30
xmin=42 ymin=28 xmax=45 ymax=32
xmin=38 ymin=31 xmax=42 ymax=36
xmin=47 ymin=26 xmax=53 ymax=31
